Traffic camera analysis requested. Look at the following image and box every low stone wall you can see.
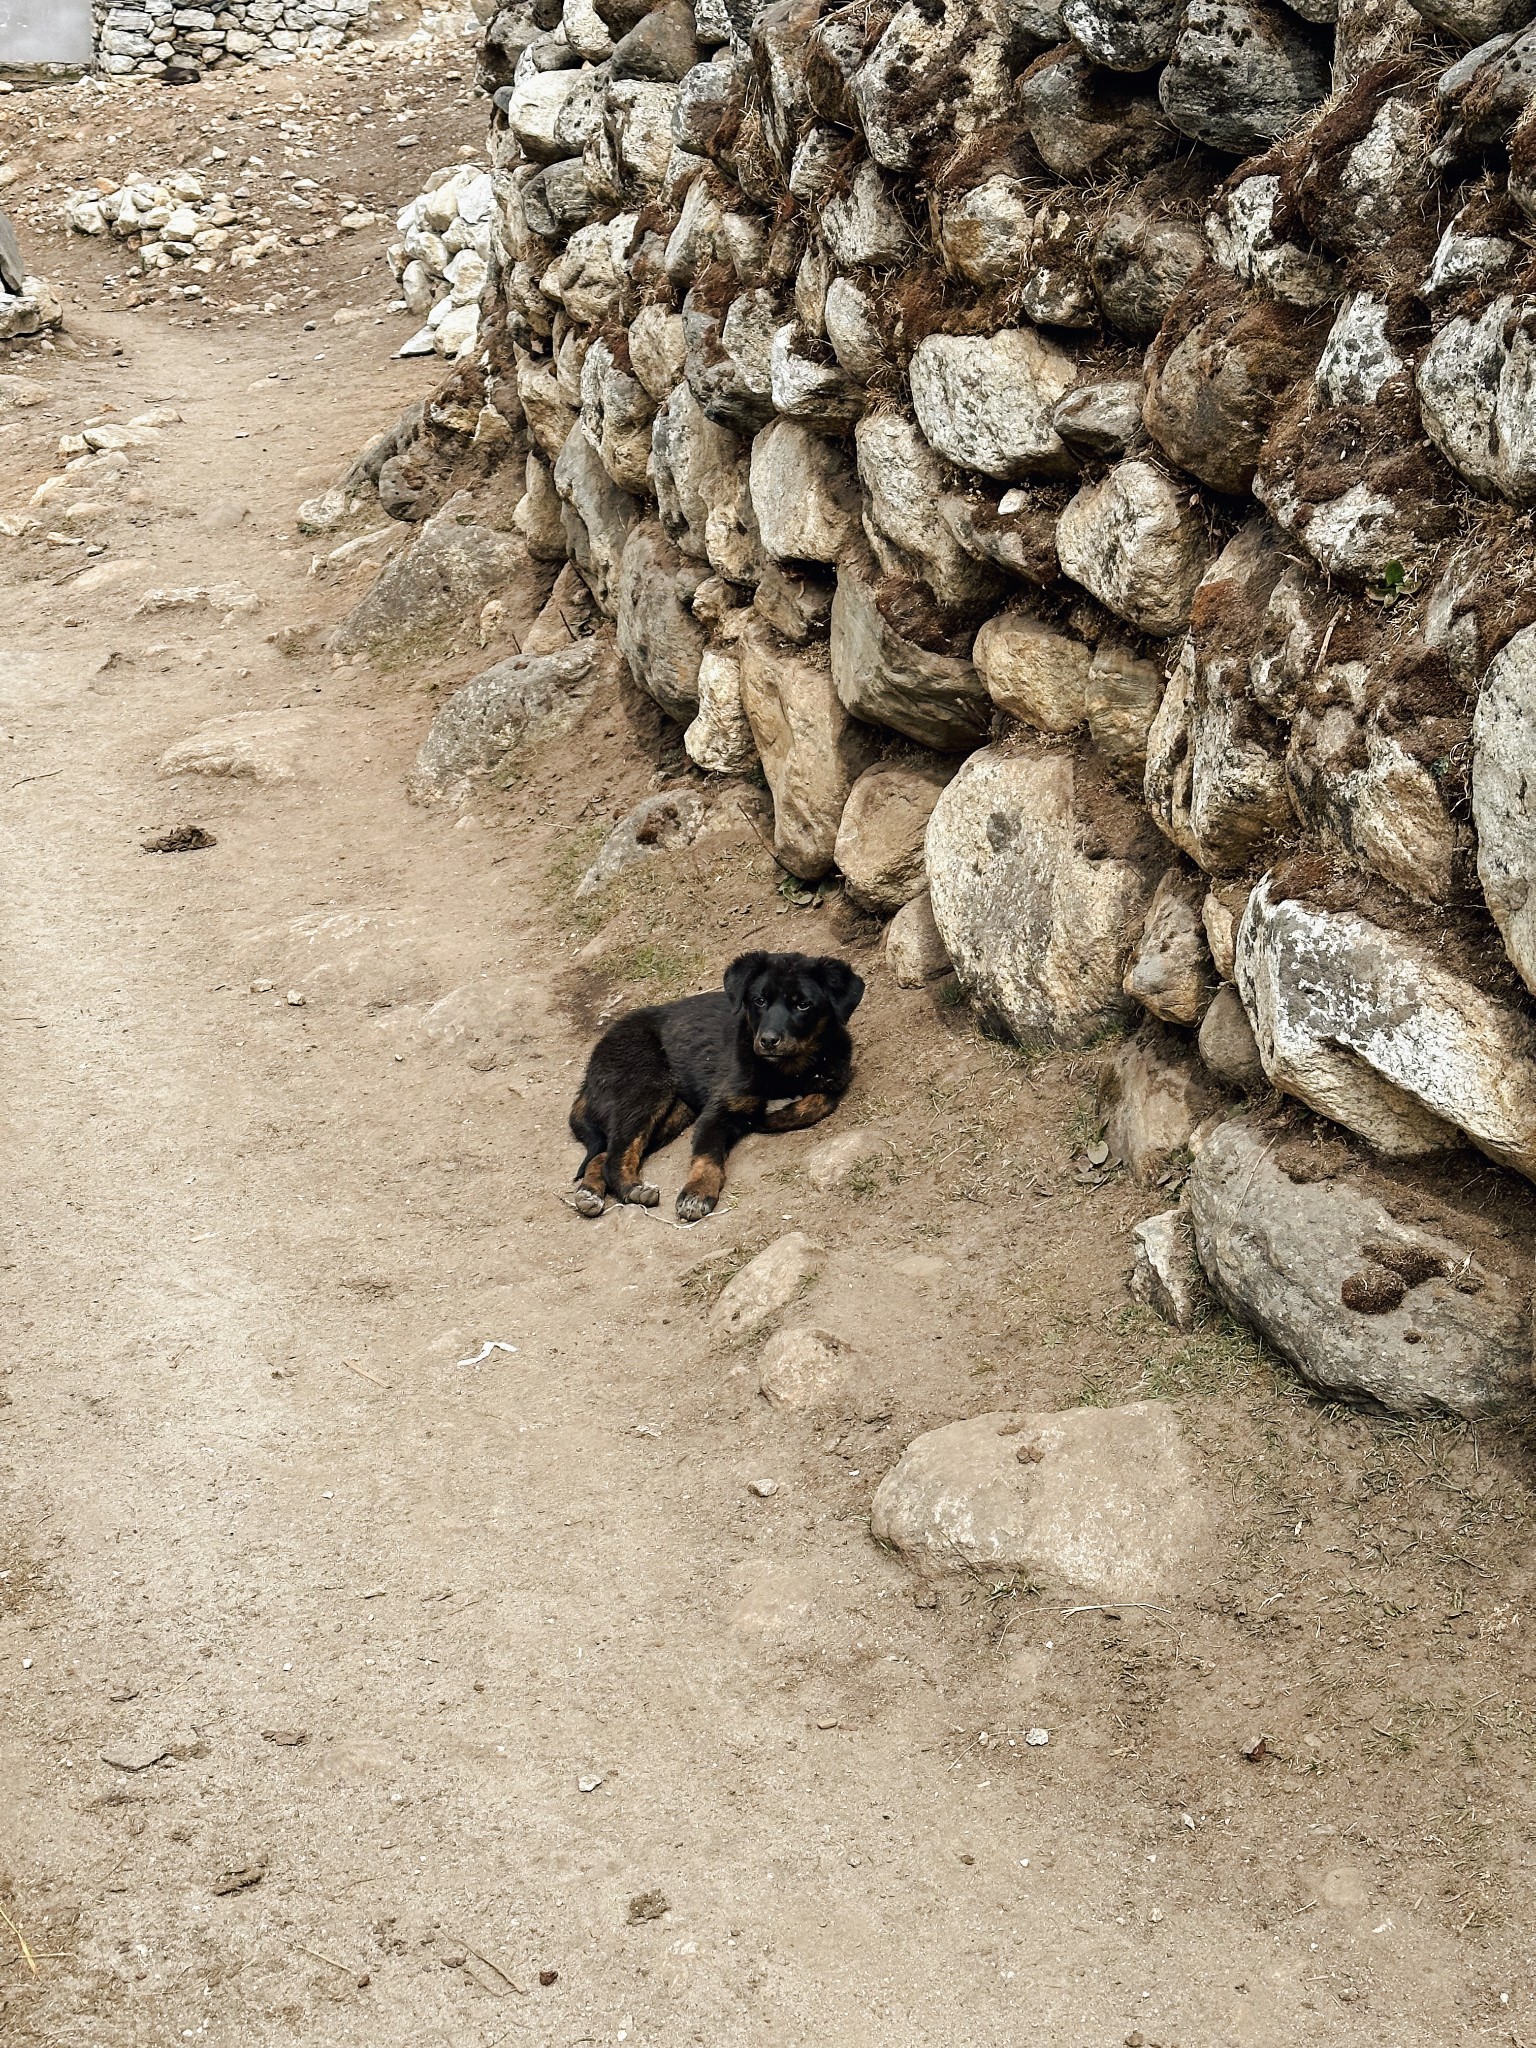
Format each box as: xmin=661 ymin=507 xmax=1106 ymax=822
xmin=92 ymin=0 xmax=372 ymax=75
xmin=328 ymin=0 xmax=1536 ymax=1416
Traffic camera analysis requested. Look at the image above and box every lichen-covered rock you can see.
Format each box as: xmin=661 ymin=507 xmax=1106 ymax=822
xmin=749 ymin=420 xmax=861 ymax=562
xmin=1189 ymin=1121 xmax=1532 ymax=1417
xmin=821 ymin=160 xmax=913 ymax=268
xmin=1055 ymin=460 xmax=1212 ymax=636
xmin=738 ymin=621 xmax=876 ymax=877
xmin=1052 ymin=379 xmax=1145 ymax=459
xmin=615 ymin=521 xmax=706 ymax=719
xmin=972 ymin=609 xmax=1092 ymax=732
xmin=580 ymin=336 xmax=656 ymax=495
xmin=827 ymin=564 xmax=990 ymax=751
xmin=871 ymin=1403 xmax=1209 ymax=1597
xmin=886 ymin=888 xmax=952 ymax=986
xmin=937 ymin=173 xmax=1035 ymax=287
xmin=926 ymin=748 xmax=1157 ymax=1045
xmin=1159 ymin=0 xmax=1331 ymax=155
xmin=1206 ymin=173 xmax=1337 ymax=307
xmin=1416 ymin=296 xmax=1536 ymax=504
xmin=1063 ymin=0 xmax=1180 ymax=73
xmin=833 ymin=760 xmax=953 ymax=912
xmin=1017 ymin=198 xmax=1097 ymax=329
xmin=909 ymin=328 xmax=1078 ymax=482
xmin=850 ymin=0 xmax=1015 ymax=172
xmin=1235 ymin=878 xmax=1536 ymax=1175
xmin=652 ymin=383 xmax=763 ymax=583
xmin=769 ymin=322 xmax=865 ymax=426
xmin=1123 ymin=867 xmax=1217 ymax=1025
xmin=824 ymin=276 xmax=890 ymax=382
xmin=1018 ymin=46 xmax=1178 ymax=179
xmin=1091 ymin=176 xmax=1208 ymax=339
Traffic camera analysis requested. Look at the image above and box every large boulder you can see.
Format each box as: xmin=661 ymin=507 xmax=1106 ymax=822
xmin=1055 ymin=460 xmax=1213 ymax=636
xmin=738 ymin=622 xmax=877 ymax=877
xmin=1473 ymin=622 xmax=1536 ymax=995
xmin=871 ymin=1403 xmax=1209 ymax=1598
xmin=908 ymin=329 xmax=1079 ymax=482
xmin=973 ymin=609 xmax=1092 ymax=734
xmin=833 ymin=760 xmax=953 ymax=913
xmin=411 ymin=636 xmax=618 ymax=800
xmin=332 ymin=497 xmax=553 ymax=656
xmin=828 ymin=566 xmax=990 ymax=752
xmin=925 ymin=749 xmax=1157 ymax=1046
xmin=1235 ymin=878 xmax=1536 ymax=1177
xmin=615 ymin=523 xmax=706 ymax=720
xmin=1189 ymin=1121 xmax=1533 ymax=1417
xmin=652 ymin=386 xmax=763 ymax=584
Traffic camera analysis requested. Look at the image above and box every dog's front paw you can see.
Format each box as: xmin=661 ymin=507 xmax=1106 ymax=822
xmin=625 ymin=1181 xmax=661 ymax=1207
xmin=676 ymin=1189 xmax=717 ymax=1222
xmin=572 ymin=1185 xmax=606 ymax=1218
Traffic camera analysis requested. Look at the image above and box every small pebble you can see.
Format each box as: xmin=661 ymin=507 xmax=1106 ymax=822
xmin=748 ymin=1479 xmax=778 ymax=1498
xmin=1025 ymin=1727 xmax=1049 ymax=1747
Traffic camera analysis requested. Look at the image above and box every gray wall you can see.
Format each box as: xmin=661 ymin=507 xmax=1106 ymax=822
xmin=0 ymin=0 xmax=94 ymax=64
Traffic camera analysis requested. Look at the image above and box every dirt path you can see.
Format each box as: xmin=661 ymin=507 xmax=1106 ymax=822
xmin=4 ymin=58 xmax=1536 ymax=2048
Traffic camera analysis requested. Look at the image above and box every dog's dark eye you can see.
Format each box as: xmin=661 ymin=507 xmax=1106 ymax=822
xmin=792 ymin=996 xmax=810 ymax=1013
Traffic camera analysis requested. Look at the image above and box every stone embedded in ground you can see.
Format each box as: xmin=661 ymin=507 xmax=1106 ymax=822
xmin=1101 ymin=1025 xmax=1220 ymax=1182
xmin=1235 ymin=879 xmax=1536 ymax=1177
xmin=411 ymin=639 xmax=617 ymax=801
xmin=1473 ymin=620 xmax=1536 ymax=994
xmin=576 ymin=789 xmax=710 ymax=896
xmin=709 ymin=1232 xmax=821 ymax=1343
xmin=1189 ymin=1121 xmax=1532 ymax=1417
xmin=886 ymin=889 xmax=953 ymax=988
xmin=1130 ymin=1208 xmax=1207 ymax=1331
xmin=158 ymin=712 xmax=314 ymax=786
xmin=870 ymin=1402 xmax=1209 ymax=1598
xmin=738 ymin=623 xmax=877 ymax=879
xmin=925 ymin=749 xmax=1155 ymax=1047
xmin=804 ymin=1127 xmax=893 ymax=1191
xmin=757 ymin=1326 xmax=855 ymax=1411
xmin=334 ymin=496 xmax=551 ymax=656
xmin=833 ymin=760 xmax=952 ymax=914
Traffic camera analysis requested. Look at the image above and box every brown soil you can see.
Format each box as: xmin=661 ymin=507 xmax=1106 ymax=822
xmin=5 ymin=34 xmax=1536 ymax=2048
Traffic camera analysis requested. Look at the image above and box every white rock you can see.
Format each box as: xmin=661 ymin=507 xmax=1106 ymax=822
xmin=886 ymin=889 xmax=952 ymax=987
xmin=1235 ymin=877 xmax=1536 ymax=1177
xmin=158 ymin=711 xmax=311 ymax=785
xmin=823 ymin=276 xmax=888 ymax=383
xmin=871 ymin=1402 xmax=1208 ymax=1598
xmin=855 ymin=409 xmax=996 ymax=606
xmin=1417 ymin=295 xmax=1536 ymax=503
xmin=833 ymin=760 xmax=952 ymax=913
xmin=684 ymin=646 xmax=757 ymax=774
xmin=739 ymin=623 xmax=876 ymax=879
xmin=1314 ymin=293 xmax=1406 ymax=407
xmin=709 ymin=1231 xmax=821 ymax=1342
xmin=1129 ymin=1208 xmax=1206 ymax=1331
xmin=909 ymin=328 xmax=1078 ymax=481
xmin=748 ymin=420 xmax=859 ymax=564
xmin=1056 ymin=460 xmax=1212 ymax=637
xmin=926 ymin=749 xmax=1154 ymax=1046
xmin=821 ymin=160 xmax=912 ymax=269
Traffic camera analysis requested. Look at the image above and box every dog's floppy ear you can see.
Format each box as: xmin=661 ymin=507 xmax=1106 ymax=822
xmin=724 ymin=951 xmax=768 ymax=1013
xmin=814 ymin=956 xmax=865 ymax=1022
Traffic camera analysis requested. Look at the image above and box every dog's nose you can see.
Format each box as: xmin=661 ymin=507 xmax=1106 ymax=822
xmin=758 ymin=1030 xmax=782 ymax=1051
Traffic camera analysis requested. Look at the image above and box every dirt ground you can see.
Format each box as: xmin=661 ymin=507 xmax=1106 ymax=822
xmin=5 ymin=28 xmax=1536 ymax=2048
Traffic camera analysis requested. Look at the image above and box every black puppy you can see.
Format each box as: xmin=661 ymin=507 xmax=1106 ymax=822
xmin=569 ymin=951 xmax=865 ymax=1222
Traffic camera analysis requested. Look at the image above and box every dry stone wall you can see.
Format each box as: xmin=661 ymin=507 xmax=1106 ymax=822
xmin=329 ymin=0 xmax=1536 ymax=1414
xmin=92 ymin=0 xmax=371 ymax=76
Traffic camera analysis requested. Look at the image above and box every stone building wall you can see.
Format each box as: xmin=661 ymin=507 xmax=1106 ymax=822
xmin=329 ymin=0 xmax=1536 ymax=1415
xmin=92 ymin=0 xmax=371 ymax=75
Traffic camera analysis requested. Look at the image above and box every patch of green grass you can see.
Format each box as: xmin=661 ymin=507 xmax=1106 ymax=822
xmin=544 ymin=820 xmax=607 ymax=907
xmin=1140 ymin=1313 xmax=1277 ymax=1401
xmin=678 ymin=1245 xmax=755 ymax=1310
xmin=602 ymin=940 xmax=705 ymax=995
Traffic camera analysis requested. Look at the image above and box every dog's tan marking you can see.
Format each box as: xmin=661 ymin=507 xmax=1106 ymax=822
xmin=761 ymin=1092 xmax=836 ymax=1133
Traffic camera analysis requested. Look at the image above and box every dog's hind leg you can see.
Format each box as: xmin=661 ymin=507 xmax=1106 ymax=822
xmin=569 ymin=1089 xmax=609 ymax=1217
xmin=603 ymin=1094 xmax=687 ymax=1207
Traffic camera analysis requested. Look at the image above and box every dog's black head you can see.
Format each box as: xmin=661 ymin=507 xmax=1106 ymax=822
xmin=723 ymin=951 xmax=865 ymax=1062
